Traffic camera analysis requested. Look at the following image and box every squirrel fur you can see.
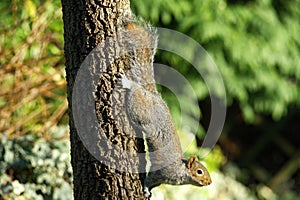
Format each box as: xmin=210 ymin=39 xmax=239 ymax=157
xmin=120 ymin=18 xmax=211 ymax=197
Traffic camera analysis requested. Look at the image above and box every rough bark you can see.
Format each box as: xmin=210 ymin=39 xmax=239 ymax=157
xmin=61 ymin=0 xmax=147 ymax=199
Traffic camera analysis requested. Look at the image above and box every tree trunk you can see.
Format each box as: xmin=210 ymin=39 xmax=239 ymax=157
xmin=61 ymin=0 xmax=147 ymax=199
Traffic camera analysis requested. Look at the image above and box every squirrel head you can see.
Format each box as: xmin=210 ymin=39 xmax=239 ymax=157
xmin=184 ymin=155 xmax=212 ymax=186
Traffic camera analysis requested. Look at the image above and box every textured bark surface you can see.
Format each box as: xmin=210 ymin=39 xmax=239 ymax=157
xmin=61 ymin=0 xmax=147 ymax=199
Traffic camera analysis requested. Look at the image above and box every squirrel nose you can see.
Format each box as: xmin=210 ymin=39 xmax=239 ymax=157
xmin=205 ymin=178 xmax=212 ymax=185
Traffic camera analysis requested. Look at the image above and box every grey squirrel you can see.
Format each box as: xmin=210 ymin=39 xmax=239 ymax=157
xmin=120 ymin=20 xmax=211 ymax=197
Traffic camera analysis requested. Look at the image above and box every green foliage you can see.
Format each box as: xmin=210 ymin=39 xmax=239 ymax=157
xmin=0 ymin=0 xmax=66 ymax=138
xmin=0 ymin=1 xmax=69 ymax=199
xmin=1 ymin=0 xmax=299 ymax=199
xmin=132 ymin=0 xmax=300 ymax=122
xmin=152 ymin=159 xmax=299 ymax=200
xmin=131 ymin=1 xmax=300 ymax=198
xmin=0 ymin=131 xmax=73 ymax=200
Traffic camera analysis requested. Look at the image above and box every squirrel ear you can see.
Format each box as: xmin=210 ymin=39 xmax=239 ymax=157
xmin=186 ymin=155 xmax=198 ymax=169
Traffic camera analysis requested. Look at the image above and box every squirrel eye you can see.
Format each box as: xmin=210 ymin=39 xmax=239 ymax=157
xmin=196 ymin=169 xmax=203 ymax=176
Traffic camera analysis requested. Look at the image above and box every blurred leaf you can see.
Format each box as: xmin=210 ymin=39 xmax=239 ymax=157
xmin=0 ymin=130 xmax=72 ymax=199
xmin=24 ymin=0 xmax=37 ymax=19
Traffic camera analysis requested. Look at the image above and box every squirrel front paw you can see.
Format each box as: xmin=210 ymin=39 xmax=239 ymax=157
xmin=143 ymin=186 xmax=151 ymax=198
xmin=120 ymin=74 xmax=132 ymax=89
